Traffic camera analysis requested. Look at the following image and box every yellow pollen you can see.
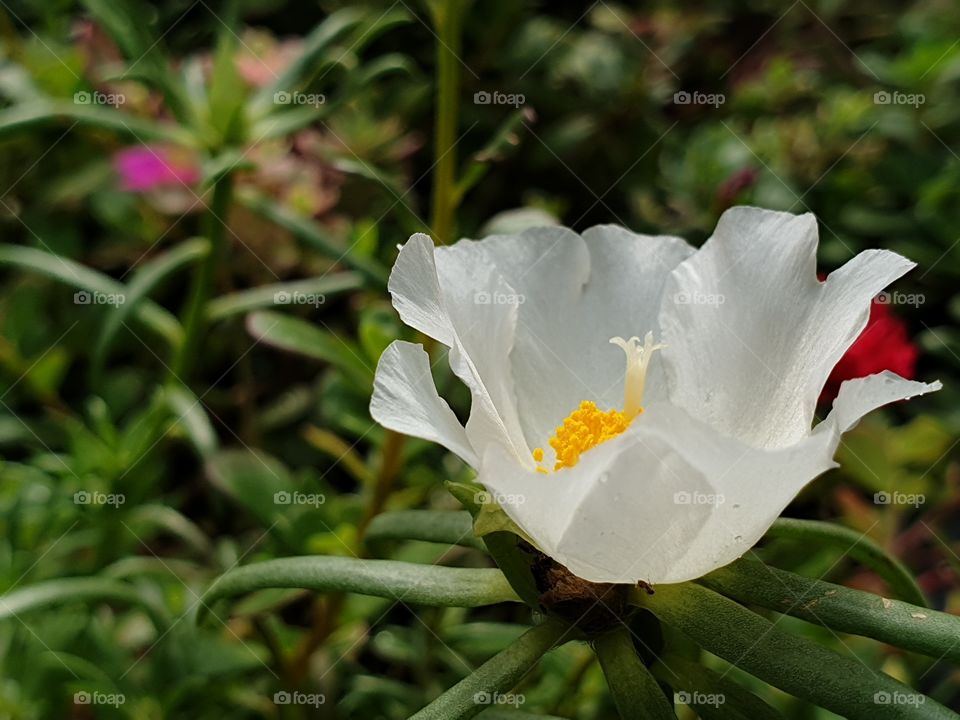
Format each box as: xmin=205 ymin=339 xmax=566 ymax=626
xmin=532 ymin=400 xmax=637 ymax=472
xmin=531 ymin=332 xmax=663 ymax=473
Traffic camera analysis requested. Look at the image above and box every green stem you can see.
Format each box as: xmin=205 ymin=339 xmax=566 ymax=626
xmin=171 ymin=175 xmax=234 ymax=381
xmin=428 ymin=0 xmax=466 ymax=245
xmin=595 ymin=628 xmax=677 ymax=719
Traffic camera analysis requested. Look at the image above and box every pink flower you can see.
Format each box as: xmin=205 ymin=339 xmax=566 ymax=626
xmin=114 ymin=146 xmax=200 ymax=192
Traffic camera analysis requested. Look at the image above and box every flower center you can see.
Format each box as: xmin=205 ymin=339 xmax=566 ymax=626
xmin=533 ymin=332 xmax=664 ymax=472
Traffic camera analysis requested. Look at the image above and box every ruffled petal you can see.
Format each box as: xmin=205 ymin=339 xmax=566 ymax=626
xmin=660 ymin=206 xmax=915 ymax=449
xmin=370 ymin=341 xmax=477 ymax=466
xmin=388 ymin=234 xmax=529 ymax=461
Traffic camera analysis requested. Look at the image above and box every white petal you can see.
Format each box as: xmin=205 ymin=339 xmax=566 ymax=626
xmin=444 ymin=225 xmax=693 ymax=449
xmin=387 ymin=234 xmax=529 ymax=461
xmin=660 ymin=206 xmax=914 ymax=449
xmin=477 ymin=369 xmax=940 ymax=584
xmin=822 ymin=371 xmax=941 ymax=434
xmin=370 ymin=341 xmax=477 ymax=466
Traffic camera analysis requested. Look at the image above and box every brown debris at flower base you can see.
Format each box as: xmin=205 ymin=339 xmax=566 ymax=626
xmin=532 ymin=552 xmax=633 ymax=633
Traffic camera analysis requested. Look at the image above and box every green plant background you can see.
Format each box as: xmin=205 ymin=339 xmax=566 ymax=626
xmin=0 ymin=1 xmax=958 ymax=718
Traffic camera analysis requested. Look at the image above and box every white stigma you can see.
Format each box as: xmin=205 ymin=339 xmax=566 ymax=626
xmin=609 ymin=332 xmax=665 ymax=419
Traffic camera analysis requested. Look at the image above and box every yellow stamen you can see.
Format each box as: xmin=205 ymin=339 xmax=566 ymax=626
xmin=532 ymin=332 xmax=664 ymax=473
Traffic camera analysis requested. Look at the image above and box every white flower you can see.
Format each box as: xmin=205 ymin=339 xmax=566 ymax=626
xmin=370 ymin=207 xmax=940 ymax=585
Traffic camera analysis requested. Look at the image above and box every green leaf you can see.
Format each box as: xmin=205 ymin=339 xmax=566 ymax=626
xmin=165 ymin=384 xmax=219 ymax=459
xmin=206 ymin=273 xmax=362 ymax=322
xmin=204 ymin=448 xmax=296 ymax=531
xmin=80 ymin=0 xmax=193 ymax=125
xmin=199 ymin=557 xmax=521 ymax=622
xmin=245 ymin=310 xmax=373 ymax=389
xmin=126 ymin=504 xmax=213 ymax=557
xmin=237 ymin=188 xmax=388 ymax=284
xmin=766 ymin=518 xmax=927 ymax=607
xmin=701 ymin=558 xmax=960 ymax=664
xmin=410 ymin=620 xmax=571 ymax=720
xmin=251 ymin=8 xmax=368 ymax=114
xmin=651 ymin=656 xmax=785 ymax=720
xmin=0 ymin=244 xmax=183 ymax=347
xmin=0 ymin=577 xmax=169 ymax=630
xmin=595 ymin=628 xmax=677 ymax=719
xmin=91 ymin=238 xmax=209 ymax=385
xmin=365 ymin=510 xmax=484 ymax=550
xmin=637 ymin=583 xmax=956 ymax=719
xmin=0 ymin=99 xmax=194 ymax=144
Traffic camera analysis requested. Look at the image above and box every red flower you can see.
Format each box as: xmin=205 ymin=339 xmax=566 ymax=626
xmin=821 ymin=298 xmax=919 ymax=404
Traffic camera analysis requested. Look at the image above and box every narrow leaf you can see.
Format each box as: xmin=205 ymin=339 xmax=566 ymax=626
xmin=595 ymin=628 xmax=677 ymax=719
xmin=246 ymin=310 xmax=373 ymax=389
xmin=410 ymin=621 xmax=571 ymax=720
xmin=199 ymin=557 xmax=521 ymax=622
xmin=0 ymin=244 xmax=182 ymax=347
xmin=637 ymin=583 xmax=955 ymax=719
xmin=92 ymin=238 xmax=209 ymax=384
xmin=701 ymin=558 xmax=960 ymax=664
xmin=206 ymin=273 xmax=361 ymax=322
xmin=766 ymin=518 xmax=927 ymax=607
xmin=365 ymin=510 xmax=484 ymax=550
